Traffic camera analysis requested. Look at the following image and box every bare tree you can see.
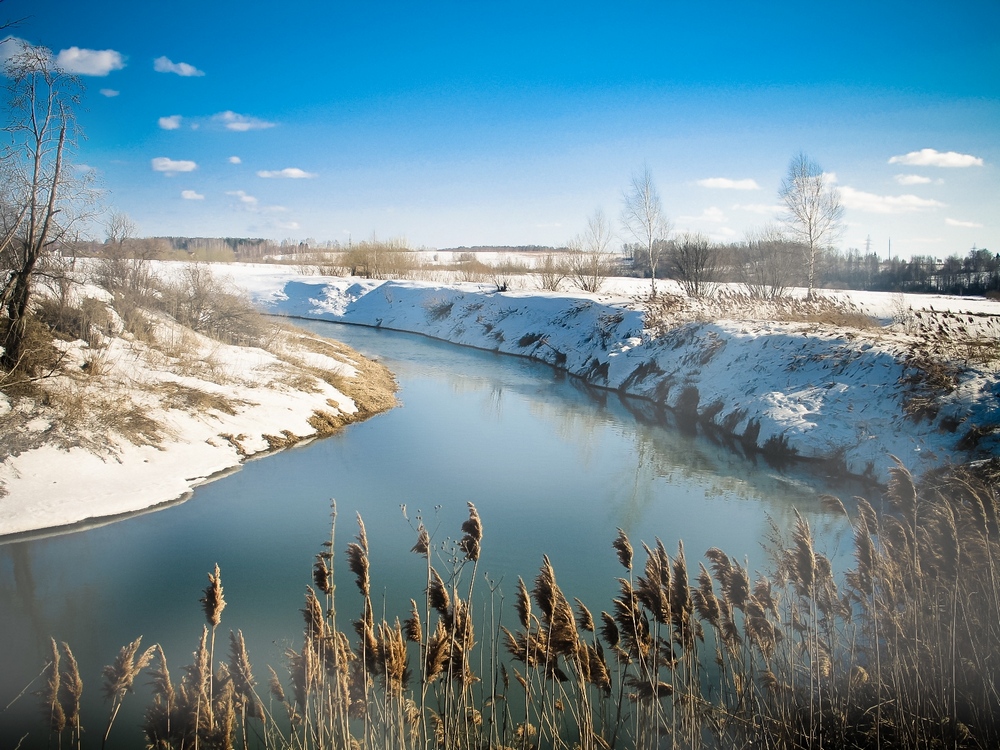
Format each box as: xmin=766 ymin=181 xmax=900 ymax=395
xmin=0 ymin=42 xmax=87 ymax=372
xmin=95 ymin=212 xmax=155 ymax=298
xmin=779 ymin=152 xmax=843 ymax=299
xmin=738 ymin=223 xmax=798 ymax=299
xmin=621 ymin=166 xmax=670 ymax=297
xmin=567 ymin=208 xmax=614 ymax=293
xmin=535 ymin=252 xmax=568 ymax=291
xmin=668 ymin=231 xmax=719 ymax=298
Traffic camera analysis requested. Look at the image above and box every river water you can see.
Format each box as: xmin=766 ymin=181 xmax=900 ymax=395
xmin=0 ymin=322 xmax=859 ymax=746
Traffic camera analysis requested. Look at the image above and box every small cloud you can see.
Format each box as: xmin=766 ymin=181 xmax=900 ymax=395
xmin=733 ymin=203 xmax=784 ymax=215
xmin=945 ymin=218 xmax=983 ymax=228
xmin=153 ymin=56 xmax=204 ymax=77
xmin=151 ymin=156 xmax=197 ymax=174
xmin=55 ymin=47 xmax=125 ymax=76
xmin=158 ymin=115 xmax=182 ymax=130
xmin=889 ymin=148 xmax=983 ymax=168
xmin=276 ymin=220 xmax=300 ymax=230
xmin=213 ymin=110 xmax=275 ymax=131
xmin=895 ymin=174 xmax=932 ymax=185
xmin=181 ymin=190 xmax=204 ymax=200
xmin=263 ymin=205 xmax=288 ymax=213
xmin=226 ymin=189 xmax=258 ymax=205
xmin=696 ymin=177 xmax=760 ymax=190
xmin=678 ymin=206 xmax=727 ymax=224
xmin=99 ymin=88 xmax=119 ymax=97
xmin=840 ymin=186 xmax=945 ymax=214
xmin=257 ymin=167 xmax=317 ymax=179
xmin=228 ymin=156 xmax=241 ymax=164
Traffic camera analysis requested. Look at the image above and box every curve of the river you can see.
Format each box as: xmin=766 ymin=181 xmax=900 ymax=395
xmin=0 ymin=322 xmax=861 ymax=748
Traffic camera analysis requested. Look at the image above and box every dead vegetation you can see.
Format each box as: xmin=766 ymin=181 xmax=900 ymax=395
xmin=29 ymin=461 xmax=1000 ymax=749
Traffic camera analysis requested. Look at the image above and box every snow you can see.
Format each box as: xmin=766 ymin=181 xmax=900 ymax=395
xmin=0 ymin=288 xmax=380 ymax=538
xmin=3 ymin=261 xmax=999 ymax=539
xmin=239 ymin=269 xmax=1000 ymax=483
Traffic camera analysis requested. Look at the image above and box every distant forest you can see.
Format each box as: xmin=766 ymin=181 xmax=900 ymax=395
xmin=69 ymin=235 xmax=998 ymax=297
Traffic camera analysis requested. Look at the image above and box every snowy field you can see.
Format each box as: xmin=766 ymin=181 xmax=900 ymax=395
xmin=2 ymin=261 xmax=999 ymax=538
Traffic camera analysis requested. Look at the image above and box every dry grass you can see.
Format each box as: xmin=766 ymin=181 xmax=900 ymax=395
xmin=156 ymin=382 xmax=244 ymax=416
xmin=30 ymin=461 xmax=1000 ymax=750
xmin=642 ymin=289 xmax=879 ymax=339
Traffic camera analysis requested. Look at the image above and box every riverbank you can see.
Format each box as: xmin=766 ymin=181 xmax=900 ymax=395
xmin=239 ymin=271 xmax=1000 ymax=483
xmin=0 ymin=301 xmax=396 ymax=539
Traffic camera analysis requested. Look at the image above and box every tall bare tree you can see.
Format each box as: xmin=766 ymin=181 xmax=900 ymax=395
xmin=778 ymin=152 xmax=843 ymax=299
xmin=0 ymin=42 xmax=84 ymax=372
xmin=621 ymin=166 xmax=670 ymax=297
xmin=567 ymin=208 xmax=614 ymax=293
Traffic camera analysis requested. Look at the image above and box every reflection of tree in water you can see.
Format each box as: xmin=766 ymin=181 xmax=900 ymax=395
xmin=497 ymin=375 xmax=855 ymax=562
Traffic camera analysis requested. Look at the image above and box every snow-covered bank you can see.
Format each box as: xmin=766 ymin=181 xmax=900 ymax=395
xmin=0 ymin=310 xmax=396 ymax=539
xmin=251 ymin=274 xmax=1000 ymax=483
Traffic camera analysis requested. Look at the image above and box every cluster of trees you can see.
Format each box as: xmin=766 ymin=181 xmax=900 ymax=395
xmin=552 ymin=154 xmax=844 ymax=299
xmin=819 ymin=246 xmax=999 ymax=295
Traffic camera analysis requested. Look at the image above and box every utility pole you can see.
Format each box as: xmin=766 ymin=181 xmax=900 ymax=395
xmin=865 ymin=234 xmax=872 ymax=256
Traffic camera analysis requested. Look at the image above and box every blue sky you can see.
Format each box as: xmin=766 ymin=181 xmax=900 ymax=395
xmin=6 ymin=0 xmax=999 ymax=256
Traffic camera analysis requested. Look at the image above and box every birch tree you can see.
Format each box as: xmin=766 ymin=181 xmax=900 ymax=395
xmin=621 ymin=167 xmax=670 ymax=297
xmin=778 ymin=152 xmax=843 ymax=299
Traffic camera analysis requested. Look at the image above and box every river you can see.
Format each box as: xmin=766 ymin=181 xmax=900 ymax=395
xmin=0 ymin=321 xmax=858 ymax=747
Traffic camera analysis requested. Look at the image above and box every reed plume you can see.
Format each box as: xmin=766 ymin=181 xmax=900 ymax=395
xmin=411 ymin=523 xmax=430 ymax=557
xmin=101 ymin=636 xmax=156 ymax=748
xmin=39 ymin=638 xmax=66 ymax=734
xmin=613 ymin=528 xmax=633 ymax=571
xmin=59 ymin=641 xmax=83 ymax=747
xmin=459 ymin=501 xmax=483 ymax=562
xmin=404 ymin=598 xmax=422 ymax=643
xmin=428 ymin=566 xmax=450 ymax=616
xmin=201 ymin=563 xmax=226 ymax=627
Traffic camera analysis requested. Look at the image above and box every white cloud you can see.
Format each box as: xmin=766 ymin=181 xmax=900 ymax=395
xmin=55 ymin=47 xmax=125 ymax=76
xmin=696 ymin=177 xmax=760 ymax=190
xmin=153 ymin=56 xmax=204 ymax=77
xmin=226 ymin=190 xmax=258 ymax=205
xmin=99 ymin=88 xmax=119 ymax=97
xmin=228 ymin=156 xmax=242 ymax=164
xmin=158 ymin=115 xmax=182 ymax=130
xmin=945 ymin=218 xmax=983 ymax=228
xmin=888 ymin=148 xmax=983 ymax=168
xmin=257 ymin=167 xmax=317 ymax=179
xmin=213 ymin=111 xmax=275 ymax=132
xmin=732 ymin=203 xmax=783 ymax=215
xmin=151 ymin=157 xmax=197 ymax=174
xmin=840 ymin=186 xmax=945 ymax=214
xmin=895 ymin=174 xmax=932 ymax=185
xmin=181 ymin=190 xmax=204 ymax=200
xmin=677 ymin=206 xmax=727 ymax=225
xmin=0 ymin=36 xmax=29 ymax=69
xmin=276 ymin=221 xmax=301 ymax=230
